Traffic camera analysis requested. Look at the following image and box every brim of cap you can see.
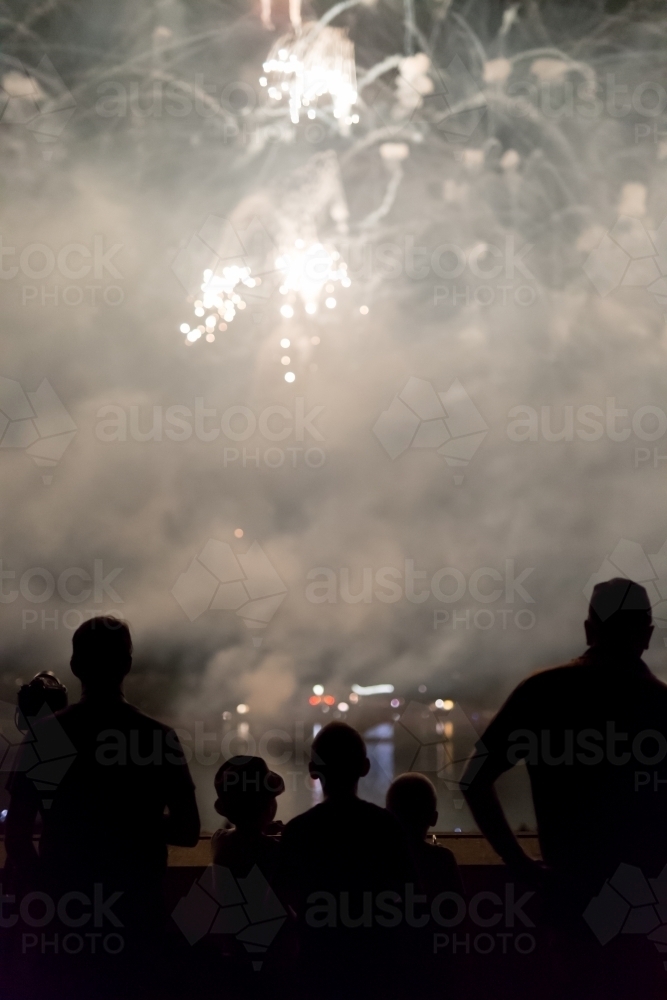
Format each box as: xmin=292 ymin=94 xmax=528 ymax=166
xmin=215 ymin=769 xmax=285 ymax=798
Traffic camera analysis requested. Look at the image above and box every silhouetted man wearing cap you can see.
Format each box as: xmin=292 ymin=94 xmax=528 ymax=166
xmin=463 ymin=578 xmax=667 ymax=997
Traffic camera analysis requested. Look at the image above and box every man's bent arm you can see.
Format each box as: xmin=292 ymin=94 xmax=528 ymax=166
xmin=163 ymin=731 xmax=201 ymax=846
xmin=462 ymin=747 xmax=537 ymax=879
xmin=164 ymin=788 xmax=200 ymax=847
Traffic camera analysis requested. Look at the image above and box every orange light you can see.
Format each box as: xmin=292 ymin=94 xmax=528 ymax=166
xmin=323 ymin=695 xmax=335 ymax=705
xmin=309 ymin=695 xmax=321 ymax=705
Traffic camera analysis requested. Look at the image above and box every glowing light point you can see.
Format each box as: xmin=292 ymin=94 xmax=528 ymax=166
xmin=285 ymin=371 xmax=296 ymax=383
xmin=234 ymin=528 xmax=244 ymax=538
xmin=281 ymin=356 xmax=291 ymax=365
xmin=443 ymin=699 xmax=455 ymax=711
xmin=180 ymin=323 xmax=190 ymax=333
xmin=338 ymin=702 xmax=349 ymax=712
xmin=305 ymin=302 xmax=317 ymax=315
xmin=325 ymin=297 xmax=336 ymax=309
xmin=280 ymin=338 xmax=291 ymax=348
xmin=205 ymin=333 xmax=215 ymax=342
xmin=236 ymin=703 xmax=249 ymax=714
xmin=280 ymin=304 xmax=294 ymax=319
xmin=360 ymin=305 xmax=369 ymax=315
xmin=313 ymin=684 xmax=324 ymax=696
xmin=261 ymin=23 xmax=357 ymax=133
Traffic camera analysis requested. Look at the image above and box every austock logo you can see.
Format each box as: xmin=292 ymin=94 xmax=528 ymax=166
xmin=172 ymin=864 xmax=286 ymax=970
xmin=0 ymin=55 xmax=75 ymax=151
xmin=371 ymin=53 xmax=486 ymax=143
xmin=171 ymin=539 xmax=287 ymax=644
xmin=0 ymin=377 xmax=76 ymax=484
xmin=584 ymin=539 xmax=667 ymax=641
xmin=373 ymin=376 xmax=488 ymax=483
xmin=396 ymin=700 xmax=487 ymax=811
xmin=584 ymin=862 xmax=667 ymax=967
xmin=583 ymin=214 xmax=667 ymax=311
xmin=0 ymin=701 xmax=77 ymax=808
xmin=171 ymin=214 xmax=278 ymax=300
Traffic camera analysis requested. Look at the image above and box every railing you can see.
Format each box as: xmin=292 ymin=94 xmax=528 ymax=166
xmin=0 ymin=832 xmax=541 ymax=868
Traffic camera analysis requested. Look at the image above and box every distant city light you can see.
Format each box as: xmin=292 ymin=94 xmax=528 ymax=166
xmin=280 ymin=338 xmax=290 ymax=348
xmin=390 ymin=698 xmax=400 ymax=708
xmin=348 ymin=692 xmax=359 ymax=703
xmin=443 ymin=699 xmax=454 ymax=711
xmin=309 ymin=695 xmax=321 ymax=705
xmin=338 ymin=702 xmax=349 ymax=712
xmin=351 ymin=683 xmax=394 ymax=696
xmin=313 ymin=684 xmax=324 ymax=695
xmin=234 ymin=528 xmax=244 ymax=538
xmin=236 ymin=703 xmax=249 ymax=714
xmin=285 ymin=372 xmax=296 ymax=383
xmin=323 ymin=695 xmax=335 ymax=705
xmin=359 ymin=305 xmax=369 ymax=314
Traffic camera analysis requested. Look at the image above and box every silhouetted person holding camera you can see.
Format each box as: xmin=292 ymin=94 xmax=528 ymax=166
xmin=463 ymin=578 xmax=667 ymax=997
xmin=6 ymin=616 xmax=200 ymax=957
xmin=15 ymin=670 xmax=69 ymax=733
xmin=280 ymin=722 xmax=415 ymax=999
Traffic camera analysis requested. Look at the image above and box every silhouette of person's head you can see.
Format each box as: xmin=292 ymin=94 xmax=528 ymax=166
xmin=16 ymin=671 xmax=68 ymax=733
xmin=70 ymin=616 xmax=132 ymax=695
xmin=309 ymin=722 xmax=370 ymax=797
xmin=584 ymin=577 xmax=654 ymax=656
xmin=386 ymin=773 xmax=438 ymax=840
xmin=214 ymin=755 xmax=285 ymax=832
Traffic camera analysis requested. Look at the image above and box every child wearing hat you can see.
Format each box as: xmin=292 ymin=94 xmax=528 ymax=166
xmin=211 ymin=755 xmax=285 ymax=882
